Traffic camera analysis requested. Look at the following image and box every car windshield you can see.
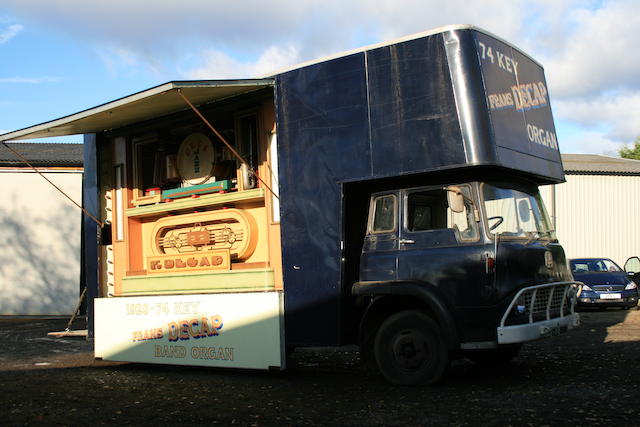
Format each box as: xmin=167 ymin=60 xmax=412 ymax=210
xmin=571 ymin=259 xmax=622 ymax=274
xmin=481 ymin=183 xmax=555 ymax=239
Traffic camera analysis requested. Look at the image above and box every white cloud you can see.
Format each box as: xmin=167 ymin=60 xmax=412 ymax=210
xmin=188 ymin=45 xmax=301 ymax=79
xmin=0 ymin=23 xmax=22 ymax=44
xmin=0 ymin=76 xmax=59 ymax=84
xmin=95 ymin=45 xmax=150 ymax=77
xmin=555 ymin=93 xmax=640 ymax=142
xmin=1 ymin=0 xmax=639 ymax=153
xmin=529 ymin=0 xmax=640 ymax=149
xmin=540 ymin=0 xmax=640 ymax=98
xmin=559 ymin=129 xmax=624 ymax=155
xmin=0 ymin=1 xmax=317 ymax=56
xmin=0 ymin=1 xmax=539 ymax=64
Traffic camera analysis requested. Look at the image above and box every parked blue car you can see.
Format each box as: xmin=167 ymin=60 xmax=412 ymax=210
xmin=570 ymin=258 xmax=639 ymax=310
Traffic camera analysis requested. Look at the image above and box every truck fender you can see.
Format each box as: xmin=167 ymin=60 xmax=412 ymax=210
xmin=352 ymin=281 xmax=459 ymax=353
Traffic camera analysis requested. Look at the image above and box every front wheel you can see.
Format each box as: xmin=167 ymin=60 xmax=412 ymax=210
xmin=373 ymin=310 xmax=448 ymax=385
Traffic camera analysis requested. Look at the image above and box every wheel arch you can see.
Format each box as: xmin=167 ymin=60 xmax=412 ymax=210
xmin=353 ymin=281 xmax=460 ymax=359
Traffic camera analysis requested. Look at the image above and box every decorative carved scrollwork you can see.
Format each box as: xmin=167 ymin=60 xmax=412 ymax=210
xmin=150 ymin=209 xmax=257 ymax=260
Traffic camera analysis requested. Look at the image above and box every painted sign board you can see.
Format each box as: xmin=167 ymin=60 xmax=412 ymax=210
xmin=475 ymin=31 xmax=561 ymax=166
xmin=147 ymin=249 xmax=230 ymax=274
xmin=95 ymin=292 xmax=284 ymax=370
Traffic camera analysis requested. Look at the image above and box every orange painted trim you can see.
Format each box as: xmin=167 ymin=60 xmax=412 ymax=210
xmin=231 ymin=261 xmax=269 ymax=270
xmin=126 ymin=270 xmax=148 ymax=276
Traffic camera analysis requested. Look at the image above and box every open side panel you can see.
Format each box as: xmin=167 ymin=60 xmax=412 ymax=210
xmin=98 ymin=92 xmax=283 ymax=298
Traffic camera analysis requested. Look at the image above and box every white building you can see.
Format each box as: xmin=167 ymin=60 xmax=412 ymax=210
xmin=0 ymin=142 xmax=83 ymax=315
xmin=541 ymin=154 xmax=640 ymax=267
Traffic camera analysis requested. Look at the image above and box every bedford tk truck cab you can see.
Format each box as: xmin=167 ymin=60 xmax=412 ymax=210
xmin=355 ymin=178 xmax=576 ymax=384
xmin=0 ymin=25 xmax=579 ymax=386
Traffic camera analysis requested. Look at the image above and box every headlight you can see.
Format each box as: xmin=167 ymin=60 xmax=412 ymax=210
xmin=625 ymin=281 xmax=637 ymax=290
xmin=577 ymin=284 xmax=591 ymax=297
xmin=513 ymin=295 xmax=526 ymax=314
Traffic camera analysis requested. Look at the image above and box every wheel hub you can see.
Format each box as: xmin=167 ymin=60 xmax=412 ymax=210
xmin=392 ymin=329 xmax=428 ymax=369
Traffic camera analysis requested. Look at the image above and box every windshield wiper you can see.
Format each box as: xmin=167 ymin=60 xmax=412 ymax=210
xmin=524 ymin=231 xmax=538 ymax=245
xmin=524 ymin=230 xmax=553 ymax=246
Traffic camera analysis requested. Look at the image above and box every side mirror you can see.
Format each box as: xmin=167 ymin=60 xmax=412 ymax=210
xmin=446 ymin=186 xmax=465 ymax=213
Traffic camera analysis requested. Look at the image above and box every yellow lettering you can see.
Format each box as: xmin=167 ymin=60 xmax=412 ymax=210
xmin=225 ymin=347 xmax=234 ymax=361
xmin=200 ymin=317 xmax=212 ymax=336
xmin=189 ymin=318 xmax=201 ymax=339
xmin=211 ymin=315 xmax=223 ymax=335
xmin=179 ymin=320 xmax=190 ymax=341
xmin=167 ymin=322 xmax=179 ymax=342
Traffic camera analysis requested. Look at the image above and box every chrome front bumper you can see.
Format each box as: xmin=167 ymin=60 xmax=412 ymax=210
xmin=497 ymin=281 xmax=581 ymax=344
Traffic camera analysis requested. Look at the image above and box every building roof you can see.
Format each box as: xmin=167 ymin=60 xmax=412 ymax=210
xmin=562 ymin=154 xmax=640 ymax=175
xmin=0 ymin=142 xmax=83 ymax=168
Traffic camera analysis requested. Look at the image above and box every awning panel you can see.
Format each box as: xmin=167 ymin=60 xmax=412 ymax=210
xmin=0 ymin=79 xmax=274 ymax=141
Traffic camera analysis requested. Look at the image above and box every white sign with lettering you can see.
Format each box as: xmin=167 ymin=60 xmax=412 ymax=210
xmin=95 ymin=292 xmax=284 ymax=370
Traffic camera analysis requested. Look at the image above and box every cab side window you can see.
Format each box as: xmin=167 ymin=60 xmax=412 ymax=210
xmin=407 ymin=191 xmax=447 ymax=231
xmin=406 ymin=188 xmax=478 ymax=241
xmin=371 ymin=194 xmax=397 ymax=233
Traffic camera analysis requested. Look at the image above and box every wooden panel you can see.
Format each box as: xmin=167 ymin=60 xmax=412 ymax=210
xmin=125 ymin=188 xmax=265 ymax=218
xmin=120 ymin=269 xmax=275 ymax=295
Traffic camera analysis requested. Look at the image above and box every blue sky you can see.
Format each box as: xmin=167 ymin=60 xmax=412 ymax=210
xmin=1 ymin=0 xmax=639 ymax=154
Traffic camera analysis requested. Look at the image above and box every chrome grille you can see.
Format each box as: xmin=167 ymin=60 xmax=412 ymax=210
xmin=502 ymin=282 xmax=578 ymax=326
xmin=593 ymin=285 xmax=625 ymax=292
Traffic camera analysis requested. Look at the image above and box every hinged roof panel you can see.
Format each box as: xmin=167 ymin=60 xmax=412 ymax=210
xmin=0 ymin=79 xmax=274 ymax=141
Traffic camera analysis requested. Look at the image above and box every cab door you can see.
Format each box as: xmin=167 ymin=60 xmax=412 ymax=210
xmin=396 ymin=185 xmax=486 ymax=305
xmin=624 ymin=256 xmax=640 ymax=286
xmin=360 ymin=192 xmax=399 ymax=282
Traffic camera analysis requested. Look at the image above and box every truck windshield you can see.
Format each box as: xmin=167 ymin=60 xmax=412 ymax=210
xmin=481 ymin=183 xmax=555 ymax=239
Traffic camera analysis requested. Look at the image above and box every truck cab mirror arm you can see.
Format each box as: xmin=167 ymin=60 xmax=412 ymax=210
xmin=444 ymin=186 xmax=466 ymax=213
xmin=444 ymin=186 xmax=480 ymax=222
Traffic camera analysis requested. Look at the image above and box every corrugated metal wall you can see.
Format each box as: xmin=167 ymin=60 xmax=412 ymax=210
xmin=540 ymin=174 xmax=640 ymax=267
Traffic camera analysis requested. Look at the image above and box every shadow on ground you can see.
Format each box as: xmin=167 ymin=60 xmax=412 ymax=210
xmin=1 ymin=309 xmax=639 ymax=425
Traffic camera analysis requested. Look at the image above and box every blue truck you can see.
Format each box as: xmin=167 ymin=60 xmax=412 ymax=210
xmin=0 ymin=25 xmax=579 ymax=385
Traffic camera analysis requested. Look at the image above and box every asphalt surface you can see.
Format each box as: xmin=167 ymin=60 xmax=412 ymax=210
xmin=1 ymin=309 xmax=640 ymax=426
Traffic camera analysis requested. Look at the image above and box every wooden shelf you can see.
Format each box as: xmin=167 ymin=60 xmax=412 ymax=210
xmin=125 ymin=188 xmax=265 ymax=218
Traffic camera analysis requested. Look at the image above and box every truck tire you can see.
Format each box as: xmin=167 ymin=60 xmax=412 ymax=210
xmin=373 ymin=310 xmax=448 ymax=385
xmin=466 ymin=343 xmax=522 ymax=365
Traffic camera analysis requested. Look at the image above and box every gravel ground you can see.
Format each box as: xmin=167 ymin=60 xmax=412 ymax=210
xmin=1 ymin=309 xmax=639 ymax=426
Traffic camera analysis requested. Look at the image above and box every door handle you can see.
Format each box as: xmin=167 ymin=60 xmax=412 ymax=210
xmin=399 ymin=239 xmax=415 ymax=244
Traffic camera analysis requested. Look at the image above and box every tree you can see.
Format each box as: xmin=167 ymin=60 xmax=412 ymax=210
xmin=619 ymin=137 xmax=640 ymax=160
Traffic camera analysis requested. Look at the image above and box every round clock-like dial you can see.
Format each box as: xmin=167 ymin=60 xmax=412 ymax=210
xmin=176 ymin=133 xmax=215 ymax=185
